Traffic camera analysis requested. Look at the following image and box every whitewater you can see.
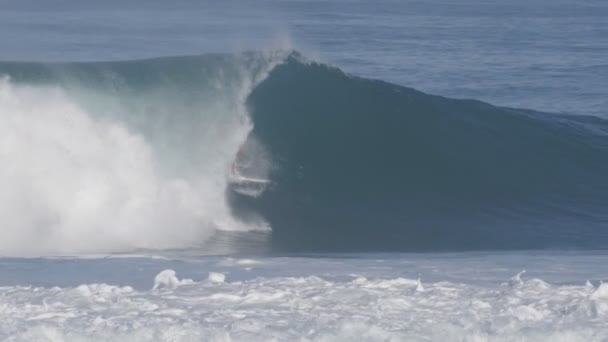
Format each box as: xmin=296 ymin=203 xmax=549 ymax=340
xmin=1 ymin=252 xmax=607 ymax=341
xmin=1 ymin=0 xmax=608 ymax=341
xmin=0 ymin=53 xmax=284 ymax=255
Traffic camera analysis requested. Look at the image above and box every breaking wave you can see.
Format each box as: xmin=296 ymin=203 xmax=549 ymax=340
xmin=0 ymin=52 xmax=282 ymax=256
xmin=1 ymin=50 xmax=608 ymax=255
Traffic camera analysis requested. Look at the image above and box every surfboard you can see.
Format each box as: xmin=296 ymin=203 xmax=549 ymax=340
xmin=229 ymin=176 xmax=269 ymax=197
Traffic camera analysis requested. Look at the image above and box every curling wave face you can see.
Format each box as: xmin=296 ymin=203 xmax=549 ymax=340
xmin=231 ymin=53 xmax=608 ymax=252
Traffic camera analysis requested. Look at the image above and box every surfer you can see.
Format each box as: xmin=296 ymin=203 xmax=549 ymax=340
xmin=229 ymin=143 xmax=269 ymax=197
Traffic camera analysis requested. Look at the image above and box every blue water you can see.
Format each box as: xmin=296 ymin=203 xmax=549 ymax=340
xmin=1 ymin=1 xmax=608 ymax=340
xmin=1 ymin=0 xmax=607 ymax=116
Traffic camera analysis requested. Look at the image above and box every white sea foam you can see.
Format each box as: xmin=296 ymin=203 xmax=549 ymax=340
xmin=207 ymin=272 xmax=226 ymax=283
xmin=0 ymin=52 xmax=285 ymax=257
xmin=0 ymin=269 xmax=606 ymax=341
xmin=0 ymin=79 xmax=212 ymax=255
xmin=153 ymin=269 xmax=193 ymax=290
xmin=0 ymin=78 xmax=227 ymax=255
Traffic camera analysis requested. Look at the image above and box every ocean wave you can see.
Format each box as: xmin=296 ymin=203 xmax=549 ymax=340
xmin=1 ymin=50 xmax=607 ymax=255
xmin=231 ymin=52 xmax=608 ymax=252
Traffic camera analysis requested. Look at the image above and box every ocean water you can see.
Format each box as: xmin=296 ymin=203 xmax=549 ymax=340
xmin=0 ymin=0 xmax=607 ymax=340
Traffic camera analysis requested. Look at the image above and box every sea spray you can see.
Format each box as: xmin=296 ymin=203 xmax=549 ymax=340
xmin=0 ymin=52 xmax=286 ymax=256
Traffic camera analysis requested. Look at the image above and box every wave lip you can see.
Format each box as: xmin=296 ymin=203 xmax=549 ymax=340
xmin=231 ymin=52 xmax=608 ymax=252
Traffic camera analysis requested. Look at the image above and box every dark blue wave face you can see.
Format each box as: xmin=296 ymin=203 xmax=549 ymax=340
xmin=230 ymin=53 xmax=608 ymax=252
